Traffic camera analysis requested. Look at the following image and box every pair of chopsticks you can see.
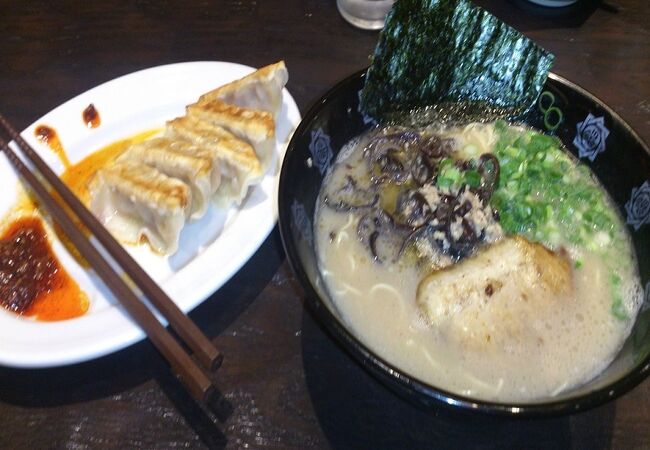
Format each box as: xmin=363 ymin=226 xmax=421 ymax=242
xmin=0 ymin=114 xmax=222 ymax=403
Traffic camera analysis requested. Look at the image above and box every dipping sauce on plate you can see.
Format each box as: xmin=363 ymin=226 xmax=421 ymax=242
xmin=0 ymin=217 xmax=88 ymax=321
xmin=34 ymin=125 xmax=71 ymax=169
xmin=82 ymin=103 xmax=101 ymax=129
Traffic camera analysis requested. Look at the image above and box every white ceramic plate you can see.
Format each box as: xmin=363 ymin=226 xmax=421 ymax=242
xmin=0 ymin=61 xmax=301 ymax=368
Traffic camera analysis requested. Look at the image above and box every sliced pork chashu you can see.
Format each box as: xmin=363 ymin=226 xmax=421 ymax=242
xmin=166 ymin=115 xmax=262 ymax=206
xmin=416 ymin=236 xmax=574 ymax=350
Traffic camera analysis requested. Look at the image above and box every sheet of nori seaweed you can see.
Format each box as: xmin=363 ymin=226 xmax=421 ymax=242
xmin=361 ymin=0 xmax=555 ymax=119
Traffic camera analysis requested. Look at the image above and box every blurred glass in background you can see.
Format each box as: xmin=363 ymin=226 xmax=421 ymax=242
xmin=337 ymin=0 xmax=396 ymax=30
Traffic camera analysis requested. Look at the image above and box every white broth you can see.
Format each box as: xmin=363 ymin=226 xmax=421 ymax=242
xmin=315 ymin=122 xmax=642 ymax=402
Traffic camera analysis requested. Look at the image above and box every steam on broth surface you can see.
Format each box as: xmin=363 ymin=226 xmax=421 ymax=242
xmin=315 ymin=121 xmax=642 ymax=402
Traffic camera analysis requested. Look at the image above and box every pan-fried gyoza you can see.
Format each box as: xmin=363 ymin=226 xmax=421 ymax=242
xmin=87 ymin=61 xmax=288 ymax=254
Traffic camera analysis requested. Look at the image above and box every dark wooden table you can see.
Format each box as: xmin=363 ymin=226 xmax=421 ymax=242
xmin=1 ymin=1 xmax=649 ymax=448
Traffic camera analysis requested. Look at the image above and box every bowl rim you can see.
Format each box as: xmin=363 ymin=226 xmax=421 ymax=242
xmin=278 ymin=68 xmax=650 ymax=417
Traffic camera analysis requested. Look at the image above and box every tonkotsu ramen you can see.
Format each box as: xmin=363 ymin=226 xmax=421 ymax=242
xmin=314 ymin=121 xmax=642 ymax=402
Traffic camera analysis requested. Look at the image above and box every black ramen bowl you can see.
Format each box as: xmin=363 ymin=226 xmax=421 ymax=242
xmin=278 ymin=69 xmax=650 ymax=417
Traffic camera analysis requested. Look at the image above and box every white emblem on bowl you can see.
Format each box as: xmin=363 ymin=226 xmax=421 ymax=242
xmin=309 ymin=128 xmax=333 ymax=175
xmin=291 ymin=199 xmax=313 ymax=244
xmin=574 ymin=113 xmax=610 ymax=161
xmin=626 ymin=181 xmax=650 ymax=231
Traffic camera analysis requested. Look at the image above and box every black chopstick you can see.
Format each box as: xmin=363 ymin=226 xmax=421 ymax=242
xmin=0 ymin=116 xmax=221 ymax=402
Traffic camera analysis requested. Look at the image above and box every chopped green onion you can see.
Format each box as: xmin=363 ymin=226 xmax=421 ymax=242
xmin=464 ymin=170 xmax=481 ymax=188
xmin=490 ymin=125 xmax=618 ymax=251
